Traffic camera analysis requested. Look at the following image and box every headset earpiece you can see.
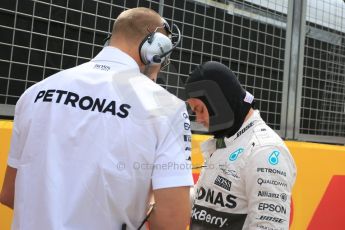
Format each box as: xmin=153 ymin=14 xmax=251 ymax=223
xmin=139 ymin=32 xmax=173 ymax=65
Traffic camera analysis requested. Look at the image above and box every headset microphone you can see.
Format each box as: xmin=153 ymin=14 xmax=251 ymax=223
xmin=152 ymin=55 xmax=162 ymax=63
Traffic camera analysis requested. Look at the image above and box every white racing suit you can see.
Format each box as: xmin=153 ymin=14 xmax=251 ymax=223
xmin=191 ymin=110 xmax=296 ymax=230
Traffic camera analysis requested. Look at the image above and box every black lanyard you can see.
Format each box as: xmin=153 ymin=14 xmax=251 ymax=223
xmin=121 ymin=203 xmax=155 ymax=230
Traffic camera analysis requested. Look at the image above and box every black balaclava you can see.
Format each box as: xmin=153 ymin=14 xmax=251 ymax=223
xmin=185 ymin=61 xmax=255 ymax=138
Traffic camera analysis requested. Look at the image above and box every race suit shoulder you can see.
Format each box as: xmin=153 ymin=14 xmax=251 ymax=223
xmin=191 ymin=110 xmax=297 ymax=230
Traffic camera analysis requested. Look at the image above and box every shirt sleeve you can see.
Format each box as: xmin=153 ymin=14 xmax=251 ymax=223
xmin=151 ymin=103 xmax=194 ymax=190
xmin=244 ymin=145 xmax=296 ymax=229
xmin=7 ymin=98 xmax=24 ymax=168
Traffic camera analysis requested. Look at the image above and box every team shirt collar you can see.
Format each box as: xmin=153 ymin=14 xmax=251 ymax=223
xmin=92 ymin=46 xmax=140 ymax=71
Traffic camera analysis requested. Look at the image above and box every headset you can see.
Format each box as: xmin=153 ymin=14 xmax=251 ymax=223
xmin=139 ymin=20 xmax=181 ymax=66
xmin=103 ymin=19 xmax=181 ymax=66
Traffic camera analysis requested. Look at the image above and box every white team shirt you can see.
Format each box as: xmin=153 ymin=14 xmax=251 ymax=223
xmin=8 ymin=47 xmax=193 ymax=230
xmin=191 ymin=110 xmax=296 ymax=230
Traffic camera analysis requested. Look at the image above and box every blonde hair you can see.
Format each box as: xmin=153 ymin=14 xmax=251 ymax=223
xmin=112 ymin=7 xmax=163 ymax=43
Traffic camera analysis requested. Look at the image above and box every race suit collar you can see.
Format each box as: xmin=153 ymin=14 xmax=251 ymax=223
xmin=200 ymin=110 xmax=263 ymax=159
xmin=200 ymin=110 xmax=263 ymax=160
xmin=225 ymin=110 xmax=263 ymax=144
xmin=200 ymin=138 xmax=217 ymax=161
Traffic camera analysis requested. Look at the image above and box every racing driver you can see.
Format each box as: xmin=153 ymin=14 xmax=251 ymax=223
xmin=185 ymin=61 xmax=296 ymax=230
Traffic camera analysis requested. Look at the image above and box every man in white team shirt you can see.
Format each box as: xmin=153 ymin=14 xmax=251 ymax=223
xmin=185 ymin=62 xmax=296 ymax=230
xmin=0 ymin=7 xmax=193 ymax=230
